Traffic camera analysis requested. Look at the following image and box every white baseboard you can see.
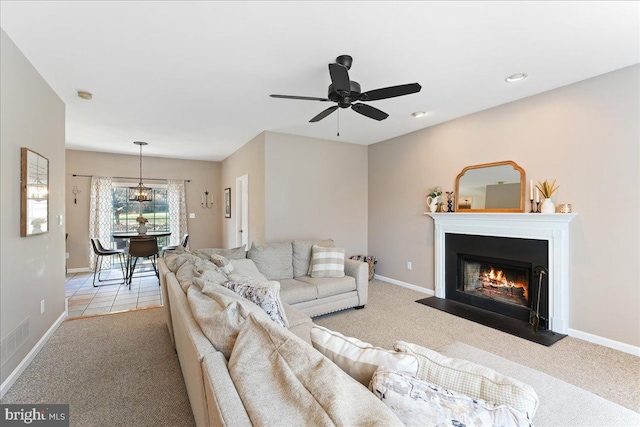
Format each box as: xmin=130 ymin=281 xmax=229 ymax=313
xmin=376 ymin=274 xmax=640 ymax=357
xmin=568 ymin=328 xmax=640 ymax=357
xmin=0 ymin=309 xmax=68 ymax=399
xmin=67 ymin=267 xmax=92 ymax=273
xmin=374 ymin=274 xmax=434 ymax=296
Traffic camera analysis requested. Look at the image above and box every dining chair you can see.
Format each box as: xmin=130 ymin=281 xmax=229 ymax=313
xmin=90 ymin=238 xmax=126 ymax=287
xmin=162 ymin=234 xmax=189 ymax=255
xmin=127 ymin=236 xmax=159 ymax=287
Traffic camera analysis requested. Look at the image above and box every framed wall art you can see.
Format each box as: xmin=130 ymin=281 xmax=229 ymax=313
xmin=21 ymin=147 xmax=49 ymax=236
xmin=224 ymin=187 xmax=231 ymax=218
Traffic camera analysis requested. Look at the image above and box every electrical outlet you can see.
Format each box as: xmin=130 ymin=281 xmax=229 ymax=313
xmin=65 ymin=252 xmax=70 ymax=259
xmin=189 ymin=213 xmax=196 ymax=219
xmin=407 ymin=261 xmax=412 ymax=270
xmin=40 ymin=300 xmax=45 ymax=314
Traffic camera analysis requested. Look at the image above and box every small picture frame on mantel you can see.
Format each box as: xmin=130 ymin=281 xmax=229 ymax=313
xmin=224 ymin=187 xmax=231 ymax=218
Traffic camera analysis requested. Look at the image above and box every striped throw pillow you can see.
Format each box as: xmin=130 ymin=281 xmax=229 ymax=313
xmin=309 ymin=245 xmax=345 ymax=278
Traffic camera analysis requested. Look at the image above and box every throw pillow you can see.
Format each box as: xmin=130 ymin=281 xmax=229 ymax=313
xmin=221 ymin=280 xmax=289 ymax=328
xmin=209 ymin=254 xmax=235 ymax=275
xmin=310 ymin=325 xmax=418 ymax=386
xmin=309 ymin=244 xmax=345 ymax=278
xmin=228 ymin=314 xmax=403 ymax=427
xmin=394 ymin=341 xmax=539 ymax=418
xmin=292 ymin=239 xmax=335 ymax=278
xmin=369 ymin=367 xmax=532 ymax=427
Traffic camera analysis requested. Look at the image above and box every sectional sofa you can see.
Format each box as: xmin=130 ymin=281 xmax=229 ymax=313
xmin=158 ymin=241 xmax=546 ymax=426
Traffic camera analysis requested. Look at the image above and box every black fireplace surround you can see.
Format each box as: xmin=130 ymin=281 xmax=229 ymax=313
xmin=445 ymin=233 xmax=549 ymax=328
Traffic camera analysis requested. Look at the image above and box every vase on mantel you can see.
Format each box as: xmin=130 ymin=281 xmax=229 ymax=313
xmin=540 ymin=198 xmax=556 ymax=214
xmin=427 ymin=196 xmax=440 ymax=213
xmin=137 ymin=223 xmax=147 ymax=234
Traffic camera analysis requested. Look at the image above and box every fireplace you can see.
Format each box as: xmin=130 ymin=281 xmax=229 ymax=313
xmin=445 ymin=234 xmax=548 ymax=328
xmin=426 ymin=213 xmax=577 ymax=336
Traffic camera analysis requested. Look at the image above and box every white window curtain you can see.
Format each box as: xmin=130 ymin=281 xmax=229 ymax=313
xmin=167 ymin=179 xmax=188 ymax=247
xmin=89 ymin=176 xmax=114 ymax=269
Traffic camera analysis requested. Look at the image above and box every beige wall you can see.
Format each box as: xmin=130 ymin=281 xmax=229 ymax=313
xmin=220 ymin=132 xmax=265 ymax=248
xmin=368 ymin=64 xmax=639 ymax=347
xmin=66 ymin=150 xmax=221 ymax=268
xmin=264 ymin=132 xmax=368 ymax=257
xmin=0 ymin=30 xmax=66 ymax=385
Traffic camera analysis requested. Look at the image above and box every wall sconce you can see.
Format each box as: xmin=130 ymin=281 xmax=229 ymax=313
xmin=201 ymin=191 xmax=213 ymax=208
xmin=72 ymin=186 xmax=81 ymax=204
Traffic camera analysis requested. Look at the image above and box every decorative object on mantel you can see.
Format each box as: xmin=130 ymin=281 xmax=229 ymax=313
xmin=72 ymin=185 xmax=81 ymax=204
xmin=136 ymin=216 xmax=148 ymax=235
xmin=558 ymin=203 xmax=572 ymax=214
xmin=536 ymin=179 xmax=559 ymax=214
xmin=201 ymin=191 xmax=213 ymax=208
xmin=446 ymin=191 xmax=455 ymax=212
xmin=455 ymin=160 xmax=525 ymax=212
xmin=426 ymin=186 xmax=442 ymax=213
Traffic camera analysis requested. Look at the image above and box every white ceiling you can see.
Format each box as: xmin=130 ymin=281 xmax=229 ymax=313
xmin=1 ymin=1 xmax=638 ymax=161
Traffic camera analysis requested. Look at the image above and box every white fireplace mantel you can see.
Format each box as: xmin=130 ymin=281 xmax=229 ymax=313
xmin=426 ymin=212 xmax=577 ymax=334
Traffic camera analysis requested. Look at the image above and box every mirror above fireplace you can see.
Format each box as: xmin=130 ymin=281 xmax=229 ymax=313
xmin=455 ymin=160 xmax=525 ymax=212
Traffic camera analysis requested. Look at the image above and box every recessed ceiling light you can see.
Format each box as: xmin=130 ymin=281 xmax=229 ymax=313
xmin=411 ymin=111 xmax=427 ymax=118
xmin=505 ymin=73 xmax=528 ymax=83
xmin=77 ymin=90 xmax=93 ymax=100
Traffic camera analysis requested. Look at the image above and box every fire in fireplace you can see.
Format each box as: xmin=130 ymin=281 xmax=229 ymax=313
xmin=460 ymin=258 xmax=530 ymax=308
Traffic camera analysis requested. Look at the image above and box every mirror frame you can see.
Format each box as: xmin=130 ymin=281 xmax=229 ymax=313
xmin=455 ymin=160 xmax=525 ymax=213
xmin=21 ymin=147 xmax=49 ymax=237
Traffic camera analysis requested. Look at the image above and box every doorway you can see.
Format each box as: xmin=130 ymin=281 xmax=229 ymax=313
xmin=235 ymin=174 xmax=249 ymax=248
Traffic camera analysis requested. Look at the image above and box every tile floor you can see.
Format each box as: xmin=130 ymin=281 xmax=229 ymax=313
xmin=66 ymin=262 xmax=162 ymax=318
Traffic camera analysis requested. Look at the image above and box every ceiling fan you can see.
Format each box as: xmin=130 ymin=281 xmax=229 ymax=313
xmin=270 ymin=55 xmax=422 ymax=123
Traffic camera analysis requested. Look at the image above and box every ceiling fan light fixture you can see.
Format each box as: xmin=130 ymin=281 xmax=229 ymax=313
xmin=77 ymin=90 xmax=93 ymax=100
xmin=505 ymin=73 xmax=528 ymax=83
xmin=411 ymin=111 xmax=427 ymax=118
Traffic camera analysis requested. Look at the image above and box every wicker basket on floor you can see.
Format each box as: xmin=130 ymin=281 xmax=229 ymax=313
xmin=350 ymin=255 xmax=377 ymax=281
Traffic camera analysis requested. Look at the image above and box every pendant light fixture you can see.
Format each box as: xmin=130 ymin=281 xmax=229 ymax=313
xmin=128 ymin=141 xmax=153 ymax=202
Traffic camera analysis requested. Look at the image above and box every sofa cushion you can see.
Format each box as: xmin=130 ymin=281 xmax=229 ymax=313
xmin=296 ymin=275 xmax=356 ymax=299
xmin=247 ymin=242 xmax=294 ymax=280
xmin=309 ymin=245 xmax=345 ymax=278
xmin=394 ymin=341 xmax=539 ymax=418
xmin=278 ymin=278 xmax=318 ymax=305
xmin=209 ymin=254 xmax=235 ymax=275
xmin=228 ymin=313 xmax=404 ymax=427
xmin=164 ymin=252 xmax=201 ymax=273
xmin=175 ymin=260 xmax=199 ymax=292
xmin=228 ymin=259 xmax=267 ymax=280
xmin=369 ymin=367 xmax=532 ymax=427
xmin=187 ymin=284 xmax=270 ymax=359
xmin=292 ymin=239 xmax=335 ymax=278
xmin=310 ymin=325 xmax=419 ymax=386
xmin=221 ymin=280 xmax=289 ymax=328
xmin=192 ymin=245 xmax=246 ymax=260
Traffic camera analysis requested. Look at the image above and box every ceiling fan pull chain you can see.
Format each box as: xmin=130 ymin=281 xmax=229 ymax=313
xmin=337 ymin=109 xmax=340 ymax=137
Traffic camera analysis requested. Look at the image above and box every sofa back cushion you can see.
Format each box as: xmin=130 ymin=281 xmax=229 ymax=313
xmin=228 ymin=313 xmax=403 ymax=427
xmin=292 ymin=239 xmax=335 ymax=278
xmin=192 ymin=245 xmax=246 ymax=260
xmin=247 ymin=242 xmax=293 ymax=280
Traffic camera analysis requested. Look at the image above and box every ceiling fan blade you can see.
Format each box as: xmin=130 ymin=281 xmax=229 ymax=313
xmin=329 ymin=63 xmax=350 ymax=94
xmin=360 ymin=83 xmax=422 ymax=101
xmin=270 ymin=94 xmax=331 ymax=102
xmin=310 ymin=105 xmax=339 ymax=123
xmin=351 ymin=103 xmax=389 ymax=121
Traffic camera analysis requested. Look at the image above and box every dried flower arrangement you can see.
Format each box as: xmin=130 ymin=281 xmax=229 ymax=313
xmin=428 ymin=186 xmax=443 ymax=198
xmin=536 ymin=179 xmax=559 ymax=199
xmin=136 ymin=216 xmax=149 ymax=224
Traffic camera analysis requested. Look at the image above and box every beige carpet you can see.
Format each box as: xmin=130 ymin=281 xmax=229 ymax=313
xmin=1 ymin=308 xmax=195 ymax=427
xmin=314 ymin=279 xmax=640 ymax=414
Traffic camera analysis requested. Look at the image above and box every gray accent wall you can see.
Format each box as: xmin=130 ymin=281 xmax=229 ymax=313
xmin=1 ymin=29 xmax=66 ymax=385
xmin=368 ymin=64 xmax=639 ymax=348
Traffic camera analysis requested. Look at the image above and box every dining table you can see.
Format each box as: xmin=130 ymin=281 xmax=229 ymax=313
xmin=111 ymin=231 xmax=171 ymax=283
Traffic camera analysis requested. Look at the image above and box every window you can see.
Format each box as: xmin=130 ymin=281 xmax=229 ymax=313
xmin=112 ymin=184 xmax=170 ymax=248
